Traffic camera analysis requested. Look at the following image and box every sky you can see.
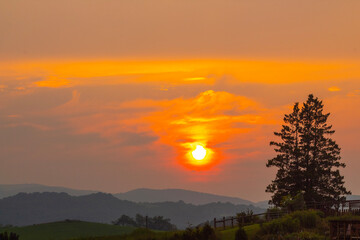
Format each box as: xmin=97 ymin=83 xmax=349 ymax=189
xmin=1 ymin=0 xmax=360 ymax=202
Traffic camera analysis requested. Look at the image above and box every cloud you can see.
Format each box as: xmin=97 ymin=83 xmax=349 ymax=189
xmin=144 ymin=90 xmax=276 ymax=171
xmin=44 ymin=88 xmax=276 ymax=173
xmin=347 ymin=90 xmax=360 ymax=97
xmin=1 ymin=60 xmax=360 ymax=91
xmin=328 ymin=86 xmax=341 ymax=92
xmin=116 ymin=131 xmax=158 ymax=146
xmin=35 ymin=76 xmax=70 ymax=88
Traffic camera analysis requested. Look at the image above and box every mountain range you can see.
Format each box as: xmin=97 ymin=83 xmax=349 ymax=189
xmin=0 ymin=184 xmax=266 ymax=207
xmin=1 ymin=184 xmax=359 ymax=229
xmin=0 ymin=184 xmax=97 ymax=198
xmin=0 ymin=192 xmax=265 ymax=229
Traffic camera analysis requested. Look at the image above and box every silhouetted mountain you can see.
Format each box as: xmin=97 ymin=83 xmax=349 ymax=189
xmin=0 ymin=184 xmax=96 ymax=199
xmin=0 ymin=192 xmax=264 ymax=229
xmin=115 ymin=188 xmax=254 ymax=205
xmin=0 ymin=184 xmax=269 ymax=207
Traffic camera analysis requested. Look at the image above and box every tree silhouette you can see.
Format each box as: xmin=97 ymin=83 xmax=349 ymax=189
xmin=266 ymin=94 xmax=350 ymax=208
xmin=112 ymin=214 xmax=176 ymax=231
xmin=112 ymin=214 xmax=137 ymax=226
xmin=0 ymin=232 xmax=19 ymax=240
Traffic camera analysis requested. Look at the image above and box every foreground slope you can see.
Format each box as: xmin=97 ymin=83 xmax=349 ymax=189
xmin=0 ymin=220 xmax=134 ymax=240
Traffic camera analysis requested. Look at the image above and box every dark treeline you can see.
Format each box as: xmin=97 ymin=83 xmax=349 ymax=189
xmin=112 ymin=214 xmax=177 ymax=231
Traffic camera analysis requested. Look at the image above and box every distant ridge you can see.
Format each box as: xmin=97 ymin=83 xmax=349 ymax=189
xmin=0 ymin=192 xmax=265 ymax=229
xmin=0 ymin=184 xmax=273 ymax=208
xmin=115 ymin=188 xmax=254 ymax=206
xmin=0 ymin=184 xmax=97 ymax=199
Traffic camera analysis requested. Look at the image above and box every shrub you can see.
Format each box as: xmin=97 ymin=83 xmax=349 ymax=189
xmin=259 ymin=215 xmax=300 ymax=235
xmin=290 ymin=210 xmax=322 ymax=229
xmin=0 ymin=232 xmax=20 ymax=240
xmin=235 ymin=227 xmax=248 ymax=240
xmin=175 ymin=224 xmax=218 ymax=240
xmin=265 ymin=207 xmax=285 ymax=221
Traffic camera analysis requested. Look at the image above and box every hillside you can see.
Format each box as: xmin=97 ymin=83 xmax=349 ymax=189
xmin=0 ymin=220 xmax=134 ymax=240
xmin=0 ymin=192 xmax=264 ymax=229
xmin=0 ymin=184 xmax=269 ymax=208
xmin=115 ymin=188 xmax=253 ymax=206
xmin=0 ymin=184 xmax=96 ymax=199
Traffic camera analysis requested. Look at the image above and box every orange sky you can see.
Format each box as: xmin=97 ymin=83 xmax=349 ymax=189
xmin=1 ymin=0 xmax=360 ymax=201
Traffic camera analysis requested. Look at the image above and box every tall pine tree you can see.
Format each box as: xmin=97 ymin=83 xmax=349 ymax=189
xmin=266 ymin=94 xmax=350 ymax=208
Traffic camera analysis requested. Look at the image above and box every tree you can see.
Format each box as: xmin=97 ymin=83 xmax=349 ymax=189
xmin=266 ymin=94 xmax=350 ymax=208
xmin=112 ymin=214 xmax=137 ymax=226
xmin=148 ymin=215 xmax=177 ymax=231
xmin=112 ymin=214 xmax=177 ymax=231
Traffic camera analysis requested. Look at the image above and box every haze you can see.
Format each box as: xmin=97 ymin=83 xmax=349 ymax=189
xmin=1 ymin=0 xmax=360 ymax=201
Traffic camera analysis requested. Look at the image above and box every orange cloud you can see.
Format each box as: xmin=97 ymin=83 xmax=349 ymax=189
xmin=328 ymin=86 xmax=341 ymax=92
xmin=145 ymin=90 xmax=275 ymax=171
xmin=51 ymin=89 xmax=277 ymax=174
xmin=347 ymin=90 xmax=360 ymax=97
xmin=1 ymin=59 xmax=360 ymax=89
xmin=35 ymin=76 xmax=70 ymax=88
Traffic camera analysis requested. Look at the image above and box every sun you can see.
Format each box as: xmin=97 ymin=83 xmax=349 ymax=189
xmin=192 ymin=145 xmax=207 ymax=160
xmin=184 ymin=142 xmax=214 ymax=168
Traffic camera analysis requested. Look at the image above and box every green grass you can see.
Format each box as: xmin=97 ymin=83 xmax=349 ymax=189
xmin=74 ymin=228 xmax=179 ymax=240
xmin=0 ymin=220 xmax=135 ymax=240
xmin=219 ymin=227 xmax=238 ymax=240
xmin=243 ymin=224 xmax=260 ymax=239
xmin=219 ymin=224 xmax=260 ymax=240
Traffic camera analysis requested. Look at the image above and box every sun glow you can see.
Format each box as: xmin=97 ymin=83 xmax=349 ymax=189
xmin=185 ymin=143 xmax=214 ymax=168
xmin=192 ymin=145 xmax=207 ymax=160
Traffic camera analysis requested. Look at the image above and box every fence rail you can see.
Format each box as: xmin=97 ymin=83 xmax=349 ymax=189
xmin=213 ymin=200 xmax=360 ymax=230
xmin=213 ymin=210 xmax=288 ymax=229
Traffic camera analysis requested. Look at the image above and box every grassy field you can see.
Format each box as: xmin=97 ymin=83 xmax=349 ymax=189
xmin=74 ymin=228 xmax=178 ymax=240
xmin=0 ymin=221 xmax=260 ymax=240
xmin=219 ymin=224 xmax=260 ymax=240
xmin=0 ymin=220 xmax=135 ymax=240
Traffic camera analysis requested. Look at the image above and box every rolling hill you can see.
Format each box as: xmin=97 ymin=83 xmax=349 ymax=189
xmin=0 ymin=192 xmax=264 ymax=229
xmin=115 ymin=188 xmax=254 ymax=205
xmin=0 ymin=184 xmax=97 ymax=199
xmin=0 ymin=220 xmax=134 ymax=240
xmin=0 ymin=184 xmax=269 ymax=208
xmin=0 ymin=184 xmax=268 ymax=207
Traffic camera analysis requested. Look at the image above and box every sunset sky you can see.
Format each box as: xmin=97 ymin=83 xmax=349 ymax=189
xmin=1 ymin=0 xmax=360 ymax=201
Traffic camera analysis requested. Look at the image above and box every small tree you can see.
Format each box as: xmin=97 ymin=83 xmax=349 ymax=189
xmin=237 ymin=210 xmax=257 ymax=227
xmin=112 ymin=214 xmax=137 ymax=226
xmin=266 ymin=94 xmax=350 ymax=208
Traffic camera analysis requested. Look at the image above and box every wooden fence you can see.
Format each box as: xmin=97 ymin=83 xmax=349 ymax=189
xmin=213 ymin=210 xmax=288 ymax=229
xmin=213 ymin=200 xmax=360 ymax=230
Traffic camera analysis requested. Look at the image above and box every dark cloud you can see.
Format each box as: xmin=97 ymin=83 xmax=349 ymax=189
xmin=117 ymin=131 xmax=158 ymax=146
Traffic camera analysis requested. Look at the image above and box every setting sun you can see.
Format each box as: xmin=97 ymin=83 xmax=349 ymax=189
xmin=185 ymin=144 xmax=214 ymax=168
xmin=192 ymin=145 xmax=207 ymax=161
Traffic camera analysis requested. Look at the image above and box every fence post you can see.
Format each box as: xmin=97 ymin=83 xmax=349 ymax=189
xmin=214 ymin=218 xmax=216 ymax=229
xmin=231 ymin=217 xmax=234 ymax=228
xmin=145 ymin=216 xmax=148 ymax=229
xmin=223 ymin=217 xmax=226 ymax=230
